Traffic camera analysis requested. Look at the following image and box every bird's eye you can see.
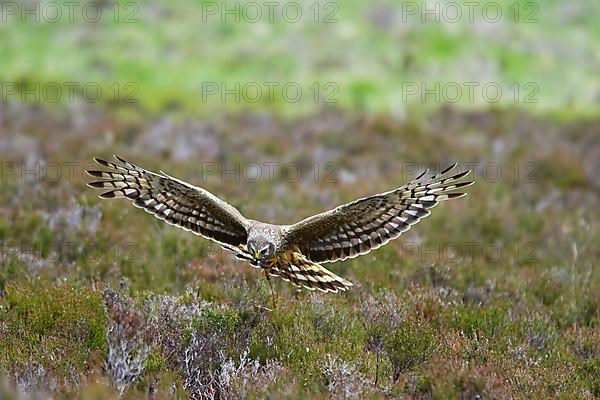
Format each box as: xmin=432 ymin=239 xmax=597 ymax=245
xmin=260 ymin=246 xmax=270 ymax=254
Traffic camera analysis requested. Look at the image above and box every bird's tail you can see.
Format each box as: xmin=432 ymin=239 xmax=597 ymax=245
xmin=266 ymin=248 xmax=353 ymax=293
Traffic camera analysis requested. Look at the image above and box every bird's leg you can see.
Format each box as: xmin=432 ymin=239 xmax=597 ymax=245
xmin=264 ymin=268 xmax=277 ymax=309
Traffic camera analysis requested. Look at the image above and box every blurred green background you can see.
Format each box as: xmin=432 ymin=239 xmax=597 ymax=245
xmin=1 ymin=0 xmax=599 ymax=116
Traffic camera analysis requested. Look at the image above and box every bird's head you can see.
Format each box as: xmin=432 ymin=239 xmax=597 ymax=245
xmin=247 ymin=239 xmax=275 ymax=261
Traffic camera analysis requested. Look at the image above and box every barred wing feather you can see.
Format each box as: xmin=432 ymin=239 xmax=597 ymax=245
xmin=285 ymin=164 xmax=473 ymax=263
xmin=86 ymin=155 xmax=249 ymax=249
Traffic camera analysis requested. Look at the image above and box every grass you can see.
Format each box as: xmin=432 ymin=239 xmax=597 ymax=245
xmin=0 ymin=103 xmax=598 ymax=398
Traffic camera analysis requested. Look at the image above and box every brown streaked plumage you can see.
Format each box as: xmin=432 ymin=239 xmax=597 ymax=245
xmin=87 ymin=155 xmax=473 ymax=294
xmin=264 ymin=246 xmax=352 ymax=293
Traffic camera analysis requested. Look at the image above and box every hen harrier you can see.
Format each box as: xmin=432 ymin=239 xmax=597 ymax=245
xmin=87 ymin=156 xmax=473 ymax=295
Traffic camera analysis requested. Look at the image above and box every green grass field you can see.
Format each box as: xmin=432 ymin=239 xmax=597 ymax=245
xmin=1 ymin=0 xmax=599 ymax=116
xmin=1 ymin=1 xmax=600 ymax=398
xmin=1 ymin=106 xmax=599 ymax=398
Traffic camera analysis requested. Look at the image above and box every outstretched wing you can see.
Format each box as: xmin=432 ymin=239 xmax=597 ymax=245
xmin=284 ymin=164 xmax=473 ymax=263
xmin=86 ymin=155 xmax=249 ymax=248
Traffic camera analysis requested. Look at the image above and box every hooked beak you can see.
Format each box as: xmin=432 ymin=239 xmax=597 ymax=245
xmin=254 ymin=251 xmax=260 ymax=259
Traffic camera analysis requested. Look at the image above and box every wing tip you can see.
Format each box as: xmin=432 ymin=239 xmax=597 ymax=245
xmin=93 ymin=157 xmax=110 ymax=167
xmin=93 ymin=155 xmax=130 ymax=168
xmin=451 ymin=169 xmax=472 ymax=180
xmin=99 ymin=190 xmax=119 ymax=199
xmin=113 ymin=154 xmax=128 ymax=164
xmin=453 ymin=180 xmax=475 ymax=190
xmin=416 ymin=168 xmax=429 ymax=180
xmin=86 ymin=170 xmax=104 ymax=178
xmin=88 ymin=181 xmax=108 ymax=188
xmin=441 ymin=162 xmax=458 ymax=175
xmin=446 ymin=192 xmax=467 ymax=200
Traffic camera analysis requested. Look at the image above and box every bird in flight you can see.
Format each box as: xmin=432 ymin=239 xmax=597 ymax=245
xmin=87 ymin=156 xmax=473 ymax=298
